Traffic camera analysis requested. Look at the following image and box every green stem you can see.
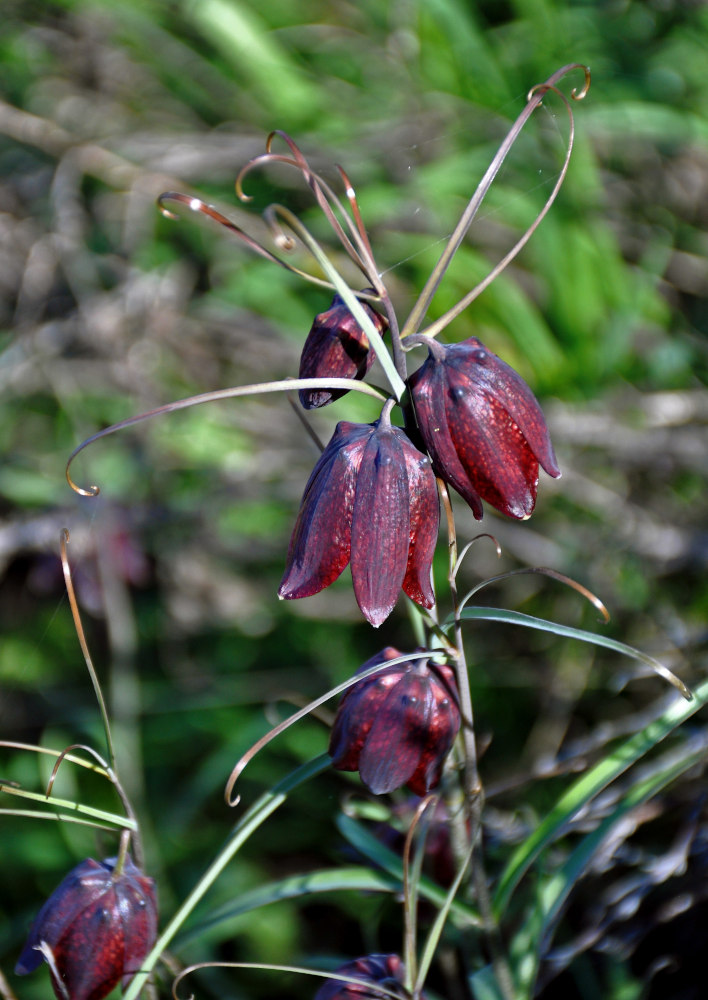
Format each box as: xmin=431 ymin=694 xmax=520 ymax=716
xmin=270 ymin=205 xmax=406 ymax=401
xmin=439 ymin=483 xmax=515 ymax=1000
xmin=122 ymin=755 xmax=330 ymax=1000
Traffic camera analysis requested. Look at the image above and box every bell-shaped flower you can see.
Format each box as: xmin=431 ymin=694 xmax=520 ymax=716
xmin=298 ymin=294 xmax=385 ymax=409
xmin=278 ymin=402 xmax=438 ymax=627
xmin=408 ymin=336 xmax=560 ymax=519
xmin=16 ymin=855 xmax=157 ymax=1000
xmin=329 ymin=647 xmax=460 ymax=795
xmin=314 ymin=953 xmax=416 ymax=999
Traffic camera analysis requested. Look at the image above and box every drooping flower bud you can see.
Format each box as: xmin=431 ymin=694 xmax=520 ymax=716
xmin=314 ymin=953 xmax=416 ymax=999
xmin=329 ymin=647 xmax=460 ymax=795
xmin=408 ymin=336 xmax=561 ymax=519
xmin=278 ymin=401 xmax=438 ymax=627
xmin=298 ymin=294 xmax=386 ymax=409
xmin=16 ymin=855 xmax=158 ymax=1000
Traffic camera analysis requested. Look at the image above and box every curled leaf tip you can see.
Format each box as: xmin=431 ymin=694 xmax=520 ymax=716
xmin=65 ymin=464 xmax=100 ymax=498
xmin=527 ymin=63 xmax=591 ymax=104
xmin=571 ymin=65 xmax=592 ymax=100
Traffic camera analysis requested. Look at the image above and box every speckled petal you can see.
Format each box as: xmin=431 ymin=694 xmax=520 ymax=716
xmin=278 ymin=422 xmax=369 ymax=599
xmin=350 ymin=426 xmax=410 ymax=627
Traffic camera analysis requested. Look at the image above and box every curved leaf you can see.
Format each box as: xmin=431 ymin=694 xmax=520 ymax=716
xmin=493 ymin=675 xmax=708 ymax=919
xmin=336 ymin=813 xmax=480 ymax=927
xmin=510 ymin=730 xmax=708 ymax=997
xmin=176 ymin=867 xmax=401 ymax=946
xmin=451 ymin=606 xmax=690 ymax=699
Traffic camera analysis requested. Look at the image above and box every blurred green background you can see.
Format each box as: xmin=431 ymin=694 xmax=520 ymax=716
xmin=1 ymin=1 xmax=708 ymax=998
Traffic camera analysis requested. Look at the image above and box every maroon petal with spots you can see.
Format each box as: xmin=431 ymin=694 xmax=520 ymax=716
xmin=298 ymin=294 xmax=385 ymax=409
xmin=279 ymin=404 xmax=438 ymax=627
xmin=350 ymin=418 xmax=411 ymax=628
xmin=400 ymin=439 xmax=439 ymax=609
xmin=314 ymin=953 xmax=414 ymax=999
xmin=329 ymin=647 xmax=460 ymax=795
xmin=409 ymin=337 xmax=560 ymax=519
xmin=278 ymin=421 xmax=369 ymax=600
xmin=16 ymin=856 xmax=157 ymax=1000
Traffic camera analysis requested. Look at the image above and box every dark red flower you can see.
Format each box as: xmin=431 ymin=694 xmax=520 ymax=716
xmin=329 ymin=647 xmax=460 ymax=795
xmin=16 ymin=855 xmax=157 ymax=1000
xmin=408 ymin=336 xmax=560 ymax=519
xmin=298 ymin=294 xmax=386 ymax=409
xmin=278 ymin=402 xmax=438 ymax=627
xmin=314 ymin=953 xmax=414 ymax=999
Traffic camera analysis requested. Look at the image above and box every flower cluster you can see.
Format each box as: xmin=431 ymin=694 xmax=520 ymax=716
xmin=280 ymin=321 xmax=558 ymax=623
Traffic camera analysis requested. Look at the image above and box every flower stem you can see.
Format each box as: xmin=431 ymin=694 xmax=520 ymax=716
xmin=440 ymin=483 xmax=515 ymax=1000
xmin=122 ymin=755 xmax=330 ymax=1000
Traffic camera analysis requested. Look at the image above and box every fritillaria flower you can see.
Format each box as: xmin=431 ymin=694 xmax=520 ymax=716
xmin=408 ymin=336 xmax=561 ymax=519
xmin=278 ymin=401 xmax=438 ymax=627
xmin=16 ymin=855 xmax=157 ymax=1000
xmin=329 ymin=647 xmax=460 ymax=795
xmin=298 ymin=293 xmax=386 ymax=409
xmin=315 ymin=953 xmax=415 ymax=999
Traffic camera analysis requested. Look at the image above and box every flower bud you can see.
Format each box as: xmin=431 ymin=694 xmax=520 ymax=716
xmin=279 ymin=402 xmax=438 ymax=627
xmin=298 ymin=294 xmax=385 ymax=409
xmin=16 ymin=855 xmax=157 ymax=1000
xmin=329 ymin=647 xmax=460 ymax=795
xmin=408 ymin=336 xmax=560 ymax=519
xmin=315 ymin=953 xmax=415 ymax=999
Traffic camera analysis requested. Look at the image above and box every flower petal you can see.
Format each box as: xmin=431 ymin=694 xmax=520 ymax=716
xmin=350 ymin=425 xmax=410 ymax=627
xmin=357 ymin=669 xmax=434 ymax=794
xmin=405 ymin=664 xmax=460 ymax=795
xmin=444 ymin=364 xmax=539 ymax=519
xmin=329 ymin=649 xmax=401 ymax=770
xmin=409 ymin=355 xmax=484 ymax=518
xmin=401 ymin=445 xmax=438 ymax=608
xmin=15 ymin=861 xmax=111 ymax=975
xmin=446 ymin=340 xmax=560 ymax=478
xmin=298 ymin=295 xmax=384 ymax=409
xmin=278 ymin=422 xmax=368 ymax=600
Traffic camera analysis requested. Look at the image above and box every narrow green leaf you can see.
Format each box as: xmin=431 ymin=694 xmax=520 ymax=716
xmin=177 ymin=867 xmax=401 ymax=946
xmin=468 ymin=964 xmax=510 ymax=1000
xmin=493 ymin=676 xmax=708 ymax=919
xmin=511 ymin=734 xmax=708 ymax=996
xmin=0 ymin=784 xmax=136 ymax=830
xmin=336 ymin=814 xmax=480 ymax=927
xmin=0 ymin=808 xmax=119 ymax=832
xmin=123 ymin=754 xmax=330 ymax=1000
xmin=453 ymin=607 xmax=690 ymax=699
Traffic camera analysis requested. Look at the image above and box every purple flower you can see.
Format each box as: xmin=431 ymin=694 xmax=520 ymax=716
xmin=298 ymin=294 xmax=385 ymax=409
xmin=278 ymin=402 xmax=439 ymax=627
xmin=16 ymin=855 xmax=157 ymax=1000
xmin=314 ymin=953 xmax=415 ymax=999
xmin=329 ymin=647 xmax=460 ymax=795
xmin=408 ymin=336 xmax=560 ymax=519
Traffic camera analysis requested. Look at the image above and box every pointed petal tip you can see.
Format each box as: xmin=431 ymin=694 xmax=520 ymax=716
xmin=362 ymin=607 xmax=389 ymax=628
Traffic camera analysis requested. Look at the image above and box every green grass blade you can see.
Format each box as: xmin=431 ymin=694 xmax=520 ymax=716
xmin=177 ymin=866 xmax=401 ymax=946
xmin=510 ymin=733 xmax=708 ymax=996
xmin=453 ymin=607 xmax=690 ymax=698
xmin=123 ymin=754 xmax=330 ymax=1000
xmin=0 ymin=784 xmax=136 ymax=830
xmin=493 ymin=676 xmax=708 ymax=919
xmin=336 ymin=813 xmax=480 ymax=927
